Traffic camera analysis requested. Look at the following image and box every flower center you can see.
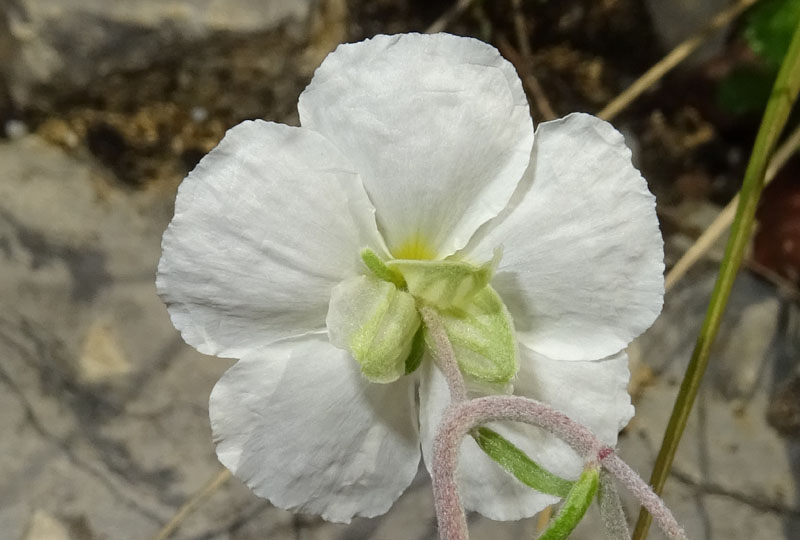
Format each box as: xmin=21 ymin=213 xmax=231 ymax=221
xmin=325 ymin=248 xmax=518 ymax=386
xmin=392 ymin=234 xmax=436 ymax=260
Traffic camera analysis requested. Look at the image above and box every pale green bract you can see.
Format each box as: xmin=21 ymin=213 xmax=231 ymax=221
xmin=327 ymin=248 xmax=518 ymax=385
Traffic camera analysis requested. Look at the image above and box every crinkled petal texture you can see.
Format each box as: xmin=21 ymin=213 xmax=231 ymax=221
xmin=299 ymin=33 xmax=534 ymax=259
xmin=210 ymin=334 xmax=420 ymax=522
xmin=460 ymin=113 xmax=664 ymax=361
xmin=157 ymin=121 xmax=386 ymax=358
xmin=419 ymin=347 xmax=633 ymax=520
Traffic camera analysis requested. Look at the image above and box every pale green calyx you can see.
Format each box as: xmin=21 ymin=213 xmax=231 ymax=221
xmin=352 ymin=248 xmax=518 ymax=384
xmin=433 ymin=285 xmax=518 ymax=384
xmin=327 ymin=275 xmax=421 ymax=383
xmin=387 ymin=248 xmax=502 ymax=310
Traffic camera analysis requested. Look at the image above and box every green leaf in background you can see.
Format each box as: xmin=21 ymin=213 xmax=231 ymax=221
xmin=473 ymin=427 xmax=574 ymax=498
xmin=717 ymin=65 xmax=775 ymax=116
xmin=745 ymin=0 xmax=800 ymax=67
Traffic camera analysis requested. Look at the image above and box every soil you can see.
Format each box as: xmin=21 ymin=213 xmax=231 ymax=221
xmin=2 ymin=0 xmax=791 ymax=236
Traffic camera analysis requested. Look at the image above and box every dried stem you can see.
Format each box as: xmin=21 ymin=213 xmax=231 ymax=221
xmin=496 ymin=37 xmax=558 ymax=122
xmin=153 ymin=469 xmax=232 ymax=540
xmin=426 ymin=0 xmax=474 ymax=34
xmin=597 ymin=0 xmax=757 ymax=121
xmin=507 ymin=0 xmax=557 ymax=121
xmin=665 ymin=123 xmax=800 ymax=291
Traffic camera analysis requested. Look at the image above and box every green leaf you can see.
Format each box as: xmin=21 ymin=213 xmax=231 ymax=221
xmin=634 ymin=15 xmax=800 ymax=540
xmin=538 ymin=466 xmax=600 ymax=540
xmin=433 ymin=285 xmax=517 ymax=384
xmin=387 ymin=249 xmax=500 ymax=310
xmin=745 ymin=0 xmax=800 ymax=67
xmin=716 ymin=65 xmax=775 ymax=116
xmin=473 ymin=427 xmax=574 ymax=498
xmin=327 ymin=275 xmax=420 ymax=383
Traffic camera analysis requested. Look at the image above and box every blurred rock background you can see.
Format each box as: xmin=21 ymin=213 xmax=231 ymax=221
xmin=1 ymin=0 xmax=798 ymax=539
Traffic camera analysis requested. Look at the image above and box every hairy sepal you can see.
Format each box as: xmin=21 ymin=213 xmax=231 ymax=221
xmin=327 ymin=275 xmax=421 ymax=383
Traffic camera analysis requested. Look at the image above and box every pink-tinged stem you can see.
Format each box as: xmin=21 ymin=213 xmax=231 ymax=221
xmin=432 ymin=395 xmax=687 ymax=540
xmin=420 ymin=306 xmax=467 ymax=403
xmin=600 ymin=453 xmax=687 ymax=540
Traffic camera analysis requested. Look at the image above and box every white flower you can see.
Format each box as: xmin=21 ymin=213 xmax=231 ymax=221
xmin=157 ymin=33 xmax=664 ymax=523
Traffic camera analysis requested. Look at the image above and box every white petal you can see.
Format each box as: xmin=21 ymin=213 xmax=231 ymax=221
xmin=210 ymin=334 xmax=420 ymax=523
xmin=419 ymin=347 xmax=633 ymax=521
xmin=459 ymin=113 xmax=664 ymax=361
xmin=299 ymin=33 xmax=533 ymax=259
xmin=157 ymin=121 xmax=387 ymax=358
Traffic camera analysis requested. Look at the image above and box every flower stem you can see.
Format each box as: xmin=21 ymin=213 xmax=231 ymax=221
xmin=432 ymin=396 xmax=686 ymax=540
xmin=420 ymin=306 xmax=467 ymax=403
xmin=632 ymin=18 xmax=800 ymax=540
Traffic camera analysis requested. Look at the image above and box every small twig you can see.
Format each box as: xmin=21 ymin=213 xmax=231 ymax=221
xmin=426 ymin=0 xmax=474 ymax=34
xmin=536 ymin=506 xmax=554 ymax=533
xmin=510 ymin=0 xmax=532 ymax=58
xmin=153 ymin=469 xmax=232 ymax=540
xmin=509 ymin=0 xmax=558 ymax=120
xmin=496 ymin=37 xmax=558 ymax=122
xmin=665 ymin=123 xmax=800 ymax=291
xmin=597 ymin=0 xmax=758 ymax=121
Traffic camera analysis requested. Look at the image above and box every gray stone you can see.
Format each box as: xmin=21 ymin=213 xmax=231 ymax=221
xmin=21 ymin=510 xmax=71 ymax=540
xmin=2 ymin=0 xmax=312 ymax=106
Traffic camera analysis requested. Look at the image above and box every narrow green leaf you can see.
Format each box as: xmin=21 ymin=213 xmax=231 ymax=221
xmin=473 ymin=427 xmax=574 ymax=498
xmin=634 ymin=16 xmax=800 ymax=540
xmin=538 ymin=466 xmax=600 ymax=540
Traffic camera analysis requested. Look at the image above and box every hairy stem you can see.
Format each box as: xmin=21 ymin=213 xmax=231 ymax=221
xmin=420 ymin=306 xmax=467 ymax=403
xmin=432 ymin=396 xmax=686 ymax=540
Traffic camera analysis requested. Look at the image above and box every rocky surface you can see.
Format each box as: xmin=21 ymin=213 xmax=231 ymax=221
xmin=1 ymin=0 xmax=311 ymax=107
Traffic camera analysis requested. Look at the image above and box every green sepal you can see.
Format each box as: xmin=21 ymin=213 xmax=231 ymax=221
xmin=404 ymin=325 xmax=426 ymax=375
xmin=360 ymin=248 xmax=406 ymax=288
xmin=473 ymin=427 xmax=574 ymax=498
xmin=432 ymin=285 xmax=518 ymax=384
xmin=327 ymin=275 xmax=420 ymax=383
xmin=538 ymin=465 xmax=600 ymax=540
xmin=387 ymin=249 xmax=501 ymax=310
